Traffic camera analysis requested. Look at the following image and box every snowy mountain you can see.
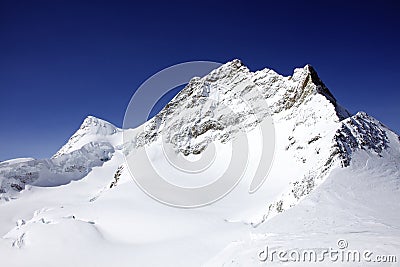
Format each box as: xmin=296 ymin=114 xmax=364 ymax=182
xmin=0 ymin=116 xmax=120 ymax=199
xmin=0 ymin=60 xmax=399 ymax=266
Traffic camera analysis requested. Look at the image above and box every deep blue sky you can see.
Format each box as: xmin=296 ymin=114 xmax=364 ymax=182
xmin=0 ymin=0 xmax=399 ymax=161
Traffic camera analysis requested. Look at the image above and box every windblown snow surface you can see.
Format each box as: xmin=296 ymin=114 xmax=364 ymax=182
xmin=0 ymin=60 xmax=399 ymax=266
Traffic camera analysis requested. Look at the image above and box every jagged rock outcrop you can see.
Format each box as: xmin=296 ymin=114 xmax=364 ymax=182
xmin=125 ymin=60 xmax=351 ymax=157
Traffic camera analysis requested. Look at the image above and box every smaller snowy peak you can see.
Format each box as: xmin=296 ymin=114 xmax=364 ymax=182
xmin=79 ymin=115 xmax=119 ymax=136
xmin=1 ymin=115 xmax=122 ymax=196
xmin=53 ymin=115 xmax=121 ymax=158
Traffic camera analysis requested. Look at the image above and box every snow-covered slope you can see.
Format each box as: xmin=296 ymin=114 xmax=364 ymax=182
xmin=0 ymin=60 xmax=399 ymax=266
xmin=207 ymin=148 xmax=400 ymax=266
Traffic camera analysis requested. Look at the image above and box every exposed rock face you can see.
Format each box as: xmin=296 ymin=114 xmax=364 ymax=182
xmin=334 ymin=112 xmax=389 ymax=167
xmin=126 ymin=59 xmax=351 ymax=157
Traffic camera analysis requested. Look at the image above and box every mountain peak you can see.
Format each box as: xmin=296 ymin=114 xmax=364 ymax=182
xmin=52 ymin=115 xmax=120 ymax=158
xmin=80 ymin=115 xmax=119 ymax=135
xmin=203 ymin=58 xmax=249 ymax=83
xmin=289 ymin=64 xmax=351 ymax=120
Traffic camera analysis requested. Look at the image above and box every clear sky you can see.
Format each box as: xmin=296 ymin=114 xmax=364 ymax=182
xmin=0 ymin=0 xmax=399 ymax=161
